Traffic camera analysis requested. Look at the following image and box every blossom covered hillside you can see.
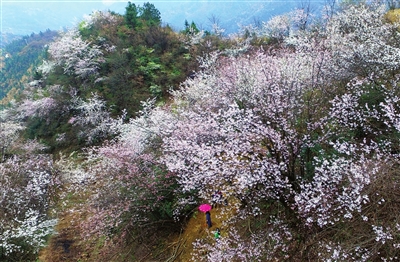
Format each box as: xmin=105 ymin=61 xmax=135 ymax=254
xmin=1 ymin=1 xmax=400 ymax=261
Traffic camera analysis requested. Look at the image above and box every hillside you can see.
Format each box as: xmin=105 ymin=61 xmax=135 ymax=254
xmin=0 ymin=30 xmax=58 ymax=101
xmin=0 ymin=32 xmax=22 ymax=48
xmin=1 ymin=2 xmax=400 ymax=262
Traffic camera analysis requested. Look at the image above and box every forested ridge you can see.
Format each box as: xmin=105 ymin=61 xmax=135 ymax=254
xmin=1 ymin=1 xmax=400 ymax=261
xmin=0 ymin=33 xmax=23 ymax=49
xmin=0 ymin=30 xmax=58 ymax=100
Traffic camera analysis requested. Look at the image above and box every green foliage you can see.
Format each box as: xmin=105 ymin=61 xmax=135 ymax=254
xmin=91 ymin=25 xmax=197 ymax=118
xmin=149 ymin=84 xmax=162 ymax=98
xmin=140 ymin=2 xmax=161 ymax=26
xmin=182 ymin=20 xmax=200 ymax=34
xmin=78 ymin=20 xmax=91 ymax=38
xmin=33 ymin=70 xmax=42 ymax=80
xmin=125 ymin=1 xmax=138 ymax=29
xmin=0 ymin=30 xmax=58 ymax=99
xmin=125 ymin=2 xmax=161 ymax=29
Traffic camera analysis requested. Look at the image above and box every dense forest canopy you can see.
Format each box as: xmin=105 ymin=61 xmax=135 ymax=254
xmin=1 ymin=1 xmax=400 ymax=261
xmin=0 ymin=30 xmax=58 ymax=100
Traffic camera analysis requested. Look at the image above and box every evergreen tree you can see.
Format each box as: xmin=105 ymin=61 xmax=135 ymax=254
xmin=140 ymin=2 xmax=161 ymax=26
xmin=125 ymin=1 xmax=138 ymax=29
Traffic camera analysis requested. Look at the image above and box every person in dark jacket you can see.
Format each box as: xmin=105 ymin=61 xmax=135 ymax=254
xmin=205 ymin=211 xmax=212 ymax=228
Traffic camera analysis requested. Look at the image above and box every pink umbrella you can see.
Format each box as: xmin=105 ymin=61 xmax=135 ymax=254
xmin=198 ymin=203 xmax=212 ymax=213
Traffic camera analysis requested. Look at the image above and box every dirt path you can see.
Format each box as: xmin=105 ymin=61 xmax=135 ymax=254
xmin=170 ymin=201 xmax=237 ymax=262
xmin=38 ymin=209 xmax=84 ymax=261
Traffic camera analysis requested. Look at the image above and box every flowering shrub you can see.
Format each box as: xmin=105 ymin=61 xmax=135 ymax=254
xmin=77 ymin=102 xmax=178 ymax=241
xmin=69 ymin=93 xmax=124 ymax=144
xmin=0 ymin=120 xmax=25 ymax=160
xmin=192 ymin=228 xmax=265 ymax=262
xmin=15 ymin=97 xmax=57 ymax=120
xmin=48 ymin=28 xmax=103 ymax=79
xmin=294 ymin=153 xmax=376 ymax=227
xmin=157 ymin=3 xmax=400 ymax=258
xmin=320 ymin=3 xmax=400 ymax=77
xmin=79 ymin=147 xmax=177 ymax=243
xmin=0 ymin=155 xmax=59 ymax=260
xmin=261 ymin=9 xmax=311 ymax=42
